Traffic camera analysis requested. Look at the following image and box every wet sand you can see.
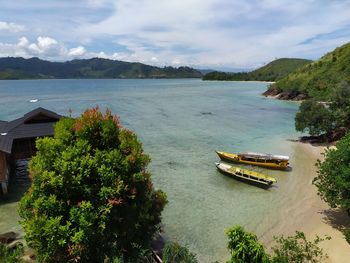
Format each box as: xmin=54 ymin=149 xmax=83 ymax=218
xmin=262 ymin=142 xmax=350 ymax=262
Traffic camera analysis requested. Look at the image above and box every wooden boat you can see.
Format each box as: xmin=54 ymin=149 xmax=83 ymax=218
xmin=216 ymin=151 xmax=290 ymax=170
xmin=215 ymin=162 xmax=276 ymax=187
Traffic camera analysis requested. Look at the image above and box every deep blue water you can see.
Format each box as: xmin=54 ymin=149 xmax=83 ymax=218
xmin=0 ymin=79 xmax=301 ymax=262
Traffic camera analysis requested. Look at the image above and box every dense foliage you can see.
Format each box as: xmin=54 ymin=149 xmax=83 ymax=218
xmin=268 ymin=42 xmax=350 ymax=100
xmin=345 ymin=229 xmax=350 ymax=245
xmin=314 ymin=133 xmax=350 ymax=215
xmin=0 ymin=243 xmax=24 ymax=263
xmin=225 ymin=225 xmax=268 ymax=263
xmin=19 ymin=107 xmax=167 ymax=262
xmin=294 ymin=83 xmax=350 ymax=139
xmin=0 ymin=57 xmax=202 ymax=79
xmin=162 ymin=242 xmax=198 ymax=263
xmin=270 ymin=231 xmax=330 ymax=263
xmin=203 ymin=58 xmax=311 ymax=81
xmin=225 ymin=226 xmax=328 ymax=263
xmin=295 ymin=100 xmax=334 ymax=136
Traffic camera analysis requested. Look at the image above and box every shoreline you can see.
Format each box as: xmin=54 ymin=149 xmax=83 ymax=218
xmin=262 ymin=142 xmax=350 ymax=262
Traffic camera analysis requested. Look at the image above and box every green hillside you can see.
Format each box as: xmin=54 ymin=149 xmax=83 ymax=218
xmin=266 ymin=42 xmax=350 ymax=100
xmin=0 ymin=57 xmax=202 ymax=79
xmin=202 ymin=58 xmax=312 ymax=81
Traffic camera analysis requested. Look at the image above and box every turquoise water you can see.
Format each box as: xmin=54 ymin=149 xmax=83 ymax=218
xmin=0 ymin=79 xmax=301 ymax=262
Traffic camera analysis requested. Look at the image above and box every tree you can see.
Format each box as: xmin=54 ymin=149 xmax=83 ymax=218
xmin=329 ymin=82 xmax=350 ymax=130
xmin=295 ymin=100 xmax=334 ymax=136
xmin=224 ymin=226 xmax=329 ymax=263
xmin=162 ymin=242 xmax=198 ymax=263
xmin=225 ymin=225 xmax=268 ymax=263
xmin=19 ymin=107 xmax=167 ymax=262
xmin=313 ymin=132 xmax=350 ymax=216
xmin=270 ymin=231 xmax=329 ymax=263
xmin=0 ymin=243 xmax=24 ymax=263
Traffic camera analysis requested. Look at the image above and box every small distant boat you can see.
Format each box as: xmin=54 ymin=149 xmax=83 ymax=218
xmin=216 ymin=151 xmax=290 ymax=170
xmin=215 ymin=162 xmax=276 ymax=187
xmin=29 ymin=99 xmax=38 ymax=103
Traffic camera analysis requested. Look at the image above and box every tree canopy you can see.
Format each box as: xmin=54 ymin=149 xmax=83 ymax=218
xmin=295 ymin=100 xmax=334 ymax=136
xmin=226 ymin=225 xmax=268 ymax=263
xmin=225 ymin=226 xmax=328 ymax=263
xmin=314 ymin=132 xmax=350 ymax=215
xmin=294 ymin=83 xmax=350 ymax=139
xmin=19 ymin=107 xmax=167 ymax=262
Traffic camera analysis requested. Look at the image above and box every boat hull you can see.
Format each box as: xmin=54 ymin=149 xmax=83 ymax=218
xmin=216 ymin=151 xmax=289 ymax=170
xmin=215 ymin=162 xmax=276 ymax=188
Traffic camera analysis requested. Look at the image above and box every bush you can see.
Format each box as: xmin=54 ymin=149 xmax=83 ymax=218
xmin=19 ymin=107 xmax=167 ymax=262
xmin=162 ymin=242 xmax=198 ymax=263
xmin=344 ymin=229 xmax=350 ymax=245
xmin=225 ymin=225 xmax=268 ymax=263
xmin=295 ymin=100 xmax=334 ymax=136
xmin=270 ymin=231 xmax=330 ymax=263
xmin=314 ymin=133 xmax=350 ymax=214
xmin=0 ymin=242 xmax=24 ymax=263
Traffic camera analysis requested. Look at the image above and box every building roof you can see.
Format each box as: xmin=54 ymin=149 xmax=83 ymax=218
xmin=0 ymin=107 xmax=62 ymax=154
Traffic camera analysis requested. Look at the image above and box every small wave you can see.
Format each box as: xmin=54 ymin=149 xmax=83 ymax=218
xmin=29 ymin=99 xmax=38 ymax=103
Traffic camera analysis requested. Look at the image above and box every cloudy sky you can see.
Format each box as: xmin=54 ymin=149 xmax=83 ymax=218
xmin=1 ymin=0 xmax=350 ymax=70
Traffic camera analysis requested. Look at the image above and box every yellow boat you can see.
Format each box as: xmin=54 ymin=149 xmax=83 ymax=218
xmin=216 ymin=151 xmax=290 ymax=170
xmin=215 ymin=162 xmax=276 ymax=187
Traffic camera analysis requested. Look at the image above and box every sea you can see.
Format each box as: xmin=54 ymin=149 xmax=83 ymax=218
xmin=0 ymin=79 xmax=303 ymax=262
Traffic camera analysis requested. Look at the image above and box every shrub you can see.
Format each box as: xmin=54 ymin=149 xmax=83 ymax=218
xmin=225 ymin=225 xmax=268 ymax=263
xmin=0 ymin=242 xmax=24 ymax=263
xmin=19 ymin=107 xmax=167 ymax=262
xmin=344 ymin=229 xmax=350 ymax=245
xmin=270 ymin=231 xmax=330 ymax=263
xmin=162 ymin=242 xmax=198 ymax=263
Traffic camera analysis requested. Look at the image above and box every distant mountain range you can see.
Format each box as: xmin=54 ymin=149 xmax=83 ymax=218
xmin=0 ymin=57 xmax=203 ymax=79
xmin=202 ymin=58 xmax=312 ymax=81
xmin=264 ymin=42 xmax=350 ymax=100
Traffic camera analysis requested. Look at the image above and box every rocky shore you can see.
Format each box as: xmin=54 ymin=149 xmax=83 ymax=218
xmin=262 ymin=86 xmax=308 ymax=100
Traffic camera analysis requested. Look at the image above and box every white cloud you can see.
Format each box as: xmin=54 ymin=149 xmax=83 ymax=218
xmin=0 ymin=37 xmax=128 ymax=61
xmin=1 ymin=1 xmax=350 ymax=68
xmin=68 ymin=46 xmax=86 ymax=56
xmin=0 ymin=21 xmax=25 ymax=33
xmin=76 ymin=0 xmax=350 ymax=68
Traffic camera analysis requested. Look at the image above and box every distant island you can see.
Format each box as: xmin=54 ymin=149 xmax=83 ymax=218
xmin=0 ymin=57 xmax=203 ymax=79
xmin=202 ymin=58 xmax=312 ymax=82
xmin=264 ymin=42 xmax=350 ymax=101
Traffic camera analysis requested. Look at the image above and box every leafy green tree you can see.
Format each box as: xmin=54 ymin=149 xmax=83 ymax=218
xmin=313 ymin=132 xmax=350 ymax=216
xmin=224 ymin=226 xmax=329 ymax=263
xmin=329 ymin=83 xmax=350 ymax=130
xmin=162 ymin=242 xmax=198 ymax=263
xmin=19 ymin=107 xmax=167 ymax=263
xmin=0 ymin=243 xmax=24 ymax=263
xmin=295 ymin=100 xmax=334 ymax=136
xmin=270 ymin=231 xmax=329 ymax=263
xmin=225 ymin=225 xmax=268 ymax=263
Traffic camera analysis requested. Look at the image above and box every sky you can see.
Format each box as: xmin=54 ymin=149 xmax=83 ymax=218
xmin=0 ymin=0 xmax=350 ymax=70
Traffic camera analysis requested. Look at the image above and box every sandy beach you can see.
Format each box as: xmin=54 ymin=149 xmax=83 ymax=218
xmin=262 ymin=142 xmax=350 ymax=262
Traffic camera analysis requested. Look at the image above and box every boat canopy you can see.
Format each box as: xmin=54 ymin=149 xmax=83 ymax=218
xmin=240 ymin=152 xmax=289 ymax=161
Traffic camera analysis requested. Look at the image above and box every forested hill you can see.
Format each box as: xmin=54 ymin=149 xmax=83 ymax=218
xmin=0 ymin=57 xmax=203 ymax=79
xmin=264 ymin=42 xmax=350 ymax=100
xmin=202 ymin=58 xmax=312 ymax=81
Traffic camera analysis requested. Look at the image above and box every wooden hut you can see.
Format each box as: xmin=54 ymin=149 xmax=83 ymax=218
xmin=0 ymin=107 xmax=62 ymax=194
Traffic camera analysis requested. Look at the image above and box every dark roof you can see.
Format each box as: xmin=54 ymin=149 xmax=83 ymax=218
xmin=0 ymin=107 xmax=62 ymax=154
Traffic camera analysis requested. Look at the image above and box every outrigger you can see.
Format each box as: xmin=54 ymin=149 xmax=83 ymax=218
xmin=215 ymin=162 xmax=276 ymax=187
xmin=216 ymin=151 xmax=290 ymax=170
